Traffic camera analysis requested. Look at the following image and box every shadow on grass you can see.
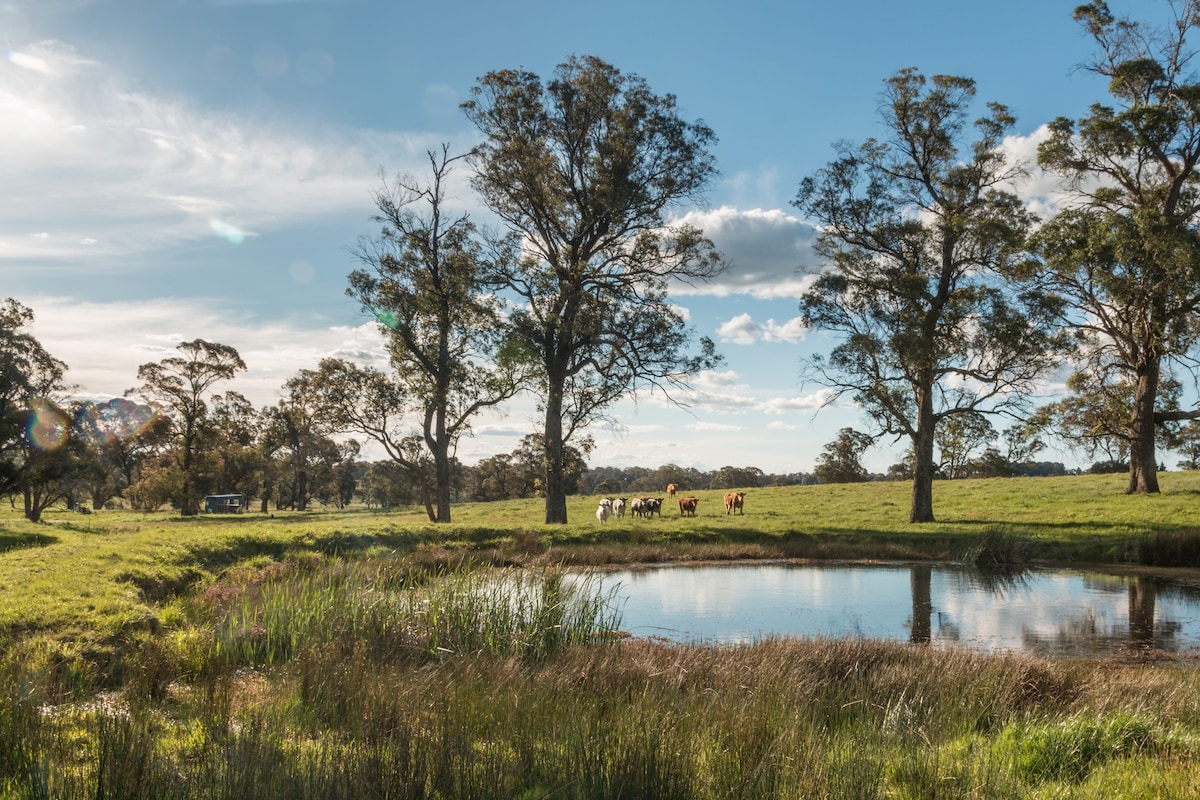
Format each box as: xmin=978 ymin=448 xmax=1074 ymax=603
xmin=0 ymin=530 xmax=57 ymax=553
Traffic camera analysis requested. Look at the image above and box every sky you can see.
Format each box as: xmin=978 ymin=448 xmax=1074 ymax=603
xmin=0 ymin=0 xmax=1177 ymax=475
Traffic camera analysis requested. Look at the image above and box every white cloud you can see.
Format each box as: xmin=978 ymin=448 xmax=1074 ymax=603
xmin=757 ymin=389 xmax=836 ymax=414
xmin=25 ymin=295 xmax=388 ymax=407
xmin=717 ymin=313 xmax=759 ymax=345
xmin=0 ymin=39 xmax=449 ymax=265
xmin=767 ymin=421 xmax=797 ymax=431
xmin=670 ymin=206 xmax=823 ymax=299
xmin=688 ymin=421 xmax=743 ymax=432
xmin=717 ymin=312 xmax=807 ymax=345
xmin=695 ymin=369 xmax=742 ymax=389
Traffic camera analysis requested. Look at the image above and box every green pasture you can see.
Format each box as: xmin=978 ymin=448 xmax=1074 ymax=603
xmin=4 ymin=471 xmax=1200 ymax=649
xmin=5 ymin=472 xmax=1200 ymax=798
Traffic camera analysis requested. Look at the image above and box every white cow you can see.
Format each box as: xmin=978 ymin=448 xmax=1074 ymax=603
xmin=613 ymin=497 xmax=627 ymax=519
xmin=596 ymin=497 xmax=614 ymax=524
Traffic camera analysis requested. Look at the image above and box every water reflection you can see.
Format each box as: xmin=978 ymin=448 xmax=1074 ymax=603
xmin=574 ymin=564 xmax=1200 ymax=659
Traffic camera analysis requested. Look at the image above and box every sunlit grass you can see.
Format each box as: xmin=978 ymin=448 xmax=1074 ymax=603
xmin=4 ymin=471 xmax=1200 ymax=653
xmin=5 ymin=467 xmax=1200 ymax=797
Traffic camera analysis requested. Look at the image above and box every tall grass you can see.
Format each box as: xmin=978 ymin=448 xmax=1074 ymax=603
xmin=8 ymin=473 xmax=1200 ymax=797
xmin=204 ymin=560 xmax=623 ymax=673
xmin=3 ymin=633 xmax=1200 ymax=798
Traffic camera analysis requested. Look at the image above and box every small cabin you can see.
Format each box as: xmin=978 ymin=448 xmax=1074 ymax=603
xmin=204 ymin=494 xmax=243 ymax=514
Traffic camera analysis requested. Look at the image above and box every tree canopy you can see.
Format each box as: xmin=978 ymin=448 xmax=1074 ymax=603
xmin=134 ymin=339 xmax=246 ymax=516
xmin=463 ymin=54 xmax=725 ymax=524
xmin=347 ymin=146 xmax=530 ymax=522
xmin=1032 ymin=0 xmax=1200 ymax=494
xmin=794 ymin=69 xmax=1070 ymax=522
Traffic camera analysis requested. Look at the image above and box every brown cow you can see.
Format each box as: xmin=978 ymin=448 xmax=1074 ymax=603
xmin=724 ymin=491 xmax=745 ymax=515
xmin=678 ymin=497 xmax=699 ymax=516
xmin=667 ymin=483 xmax=677 ymax=498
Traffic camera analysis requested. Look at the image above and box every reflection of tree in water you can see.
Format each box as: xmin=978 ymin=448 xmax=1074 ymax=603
xmin=909 ymin=565 xmax=932 ymax=644
xmin=908 ymin=565 xmax=961 ymax=644
xmin=1022 ymin=577 xmax=1182 ymax=658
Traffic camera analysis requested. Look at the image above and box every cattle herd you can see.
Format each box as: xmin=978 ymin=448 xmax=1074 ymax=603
xmin=595 ymin=488 xmax=745 ymax=523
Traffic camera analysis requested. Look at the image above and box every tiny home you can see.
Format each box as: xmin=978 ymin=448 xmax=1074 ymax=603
xmin=204 ymin=494 xmax=243 ymax=514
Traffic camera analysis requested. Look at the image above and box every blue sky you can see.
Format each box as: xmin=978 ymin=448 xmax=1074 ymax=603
xmin=0 ymin=0 xmax=1171 ymax=474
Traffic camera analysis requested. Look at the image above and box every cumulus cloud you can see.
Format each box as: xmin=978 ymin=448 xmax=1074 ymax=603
xmin=695 ymin=370 xmax=742 ymax=389
xmin=0 ymin=40 xmax=447 ymax=265
xmin=717 ymin=312 xmax=807 ymax=345
xmin=757 ymin=389 xmax=837 ymax=415
xmin=669 ymin=207 xmax=823 ymax=299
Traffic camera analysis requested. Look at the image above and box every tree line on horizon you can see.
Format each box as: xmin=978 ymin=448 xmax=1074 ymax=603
xmin=5 ymin=2 xmax=1200 ymax=524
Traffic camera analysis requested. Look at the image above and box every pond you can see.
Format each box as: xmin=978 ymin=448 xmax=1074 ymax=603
xmin=570 ymin=563 xmax=1200 ymax=659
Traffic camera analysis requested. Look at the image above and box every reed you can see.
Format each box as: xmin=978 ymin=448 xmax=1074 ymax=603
xmin=3 ymin=634 xmax=1199 ymax=798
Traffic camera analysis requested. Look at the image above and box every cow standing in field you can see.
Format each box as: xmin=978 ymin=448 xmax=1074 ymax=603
xmin=631 ymin=497 xmax=647 ymax=517
xmin=646 ymin=498 xmax=664 ymax=517
xmin=596 ymin=497 xmax=613 ymax=524
xmin=678 ymin=497 xmax=699 ymax=516
xmin=614 ymin=498 xmax=627 ymax=519
xmin=724 ymin=491 xmax=745 ymax=515
xmin=667 ymin=483 xmax=677 ymax=498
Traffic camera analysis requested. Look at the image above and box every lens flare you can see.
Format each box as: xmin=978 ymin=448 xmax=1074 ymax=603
xmin=373 ymin=307 xmax=400 ymax=329
xmin=26 ymin=400 xmax=69 ymax=451
xmin=209 ymin=218 xmax=246 ymax=244
xmin=75 ymin=398 xmax=161 ymax=446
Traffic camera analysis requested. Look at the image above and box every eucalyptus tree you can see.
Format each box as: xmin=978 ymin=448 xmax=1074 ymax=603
xmin=813 ymin=428 xmax=873 ymax=484
xmin=794 ymin=69 xmax=1069 ymax=522
xmin=264 ymin=378 xmax=338 ymax=512
xmin=935 ymin=412 xmax=997 ymax=480
xmin=133 ymin=339 xmax=246 ymax=515
xmin=463 ymin=54 xmax=725 ymax=524
xmin=0 ymin=299 xmax=66 ymax=503
xmin=74 ymin=397 xmax=169 ymax=509
xmin=1032 ymin=0 xmax=1200 ymax=494
xmin=291 ymin=357 xmax=439 ymax=520
xmin=347 ymin=145 xmax=529 ymax=522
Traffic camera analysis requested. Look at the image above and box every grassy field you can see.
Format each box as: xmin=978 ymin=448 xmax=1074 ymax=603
xmin=4 ymin=472 xmax=1200 ymax=798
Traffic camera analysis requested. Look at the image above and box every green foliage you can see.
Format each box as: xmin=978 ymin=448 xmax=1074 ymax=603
xmin=3 ymin=633 xmax=1199 ymax=798
xmin=1033 ymin=1 xmax=1200 ymax=493
xmin=795 ymin=69 xmax=1069 ymax=522
xmin=963 ymin=526 xmax=1030 ymax=570
xmin=814 ymin=427 xmax=873 ymax=483
xmin=464 ymin=54 xmax=725 ymax=523
xmin=998 ymin=713 xmax=1165 ymax=785
xmin=132 ymin=339 xmax=247 ymax=516
xmin=346 ymin=146 xmax=531 ymax=523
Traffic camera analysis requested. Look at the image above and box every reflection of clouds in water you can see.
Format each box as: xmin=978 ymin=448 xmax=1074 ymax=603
xmin=596 ymin=565 xmax=1200 ymax=656
xmin=933 ymin=571 xmax=1125 ymax=653
xmin=613 ymin=565 xmax=911 ymax=643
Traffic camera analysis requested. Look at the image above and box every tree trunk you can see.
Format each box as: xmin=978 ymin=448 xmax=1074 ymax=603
xmin=296 ymin=469 xmax=309 ymax=511
xmin=23 ymin=487 xmax=38 ymax=522
xmin=543 ymin=382 xmax=568 ymax=525
xmin=909 ymin=380 xmax=937 ymax=523
xmin=433 ymin=409 xmax=452 ymax=523
xmin=1127 ymin=361 xmax=1161 ymax=494
xmin=180 ymin=430 xmax=199 ymax=516
xmin=419 ymin=482 xmax=437 ymax=523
